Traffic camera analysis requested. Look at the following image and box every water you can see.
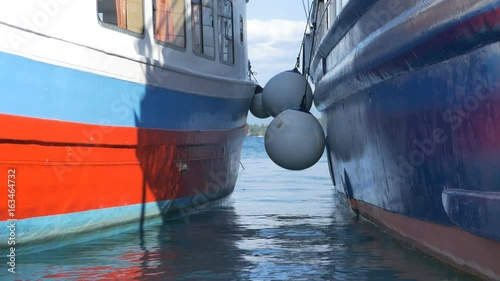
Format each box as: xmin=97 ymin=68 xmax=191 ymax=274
xmin=3 ymin=137 xmax=477 ymax=281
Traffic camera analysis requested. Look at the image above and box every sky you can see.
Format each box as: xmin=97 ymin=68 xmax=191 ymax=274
xmin=245 ymin=0 xmax=317 ymax=125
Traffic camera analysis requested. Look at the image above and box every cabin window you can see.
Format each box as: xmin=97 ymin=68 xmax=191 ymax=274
xmin=218 ymin=0 xmax=234 ymax=64
xmin=192 ymin=0 xmax=215 ymax=57
xmin=154 ymin=0 xmax=186 ymax=48
xmin=97 ymin=0 xmax=144 ymax=34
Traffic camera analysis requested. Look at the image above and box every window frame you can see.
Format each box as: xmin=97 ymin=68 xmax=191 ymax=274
xmin=153 ymin=0 xmax=188 ymax=51
xmin=217 ymin=0 xmax=235 ymax=65
xmin=96 ymin=0 xmax=146 ymax=38
xmin=191 ymin=0 xmax=216 ymax=60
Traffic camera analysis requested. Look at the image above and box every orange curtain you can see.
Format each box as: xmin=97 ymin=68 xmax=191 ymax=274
xmin=155 ymin=0 xmax=175 ymax=42
xmin=127 ymin=0 xmax=144 ymax=33
xmin=116 ymin=0 xmax=127 ymax=29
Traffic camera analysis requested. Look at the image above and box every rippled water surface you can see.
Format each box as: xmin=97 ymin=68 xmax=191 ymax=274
xmin=3 ymin=137 xmax=477 ymax=280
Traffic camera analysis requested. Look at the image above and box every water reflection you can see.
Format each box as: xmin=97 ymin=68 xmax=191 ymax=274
xmin=4 ymin=138 xmax=479 ymax=281
xmin=141 ymin=207 xmax=254 ymax=280
xmin=14 ymin=206 xmax=254 ymax=281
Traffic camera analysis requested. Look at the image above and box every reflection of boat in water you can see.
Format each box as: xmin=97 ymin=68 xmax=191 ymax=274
xmin=17 ymin=206 xmax=253 ymax=280
xmin=307 ymin=0 xmax=500 ymax=280
xmin=0 ymin=0 xmax=255 ymax=245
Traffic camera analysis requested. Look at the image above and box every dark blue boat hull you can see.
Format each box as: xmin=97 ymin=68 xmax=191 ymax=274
xmin=312 ymin=0 xmax=500 ymax=279
xmin=323 ymin=41 xmax=500 ymax=234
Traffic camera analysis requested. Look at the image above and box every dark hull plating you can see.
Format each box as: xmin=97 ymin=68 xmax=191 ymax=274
xmin=312 ymin=0 xmax=500 ymax=279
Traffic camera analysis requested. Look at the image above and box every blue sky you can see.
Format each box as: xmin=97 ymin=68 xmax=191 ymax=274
xmin=246 ymin=0 xmax=318 ymax=124
xmin=247 ymin=0 xmax=309 ymax=22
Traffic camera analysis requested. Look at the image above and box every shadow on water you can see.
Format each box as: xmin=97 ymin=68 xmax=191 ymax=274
xmin=144 ymin=207 xmax=255 ymax=280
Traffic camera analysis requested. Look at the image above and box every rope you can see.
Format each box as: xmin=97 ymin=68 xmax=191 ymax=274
xmin=299 ymin=0 xmax=321 ymax=111
xmin=248 ymin=60 xmax=259 ymax=84
xmin=294 ymin=1 xmax=315 ymax=70
xmin=251 ymin=71 xmax=259 ymax=84
xmin=301 ymin=0 xmax=309 ymax=21
xmin=315 ymin=0 xmax=334 ymax=40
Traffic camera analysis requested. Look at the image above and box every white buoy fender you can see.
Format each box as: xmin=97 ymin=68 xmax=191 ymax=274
xmin=249 ymin=85 xmax=270 ymax=119
xmin=262 ymin=69 xmax=313 ymax=117
xmin=265 ymin=109 xmax=325 ymax=170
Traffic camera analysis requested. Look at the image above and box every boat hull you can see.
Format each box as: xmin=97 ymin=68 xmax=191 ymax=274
xmin=350 ymin=198 xmax=500 ymax=281
xmin=0 ymin=112 xmax=247 ymax=245
xmin=324 ymin=43 xmax=500 ymax=281
xmin=314 ymin=0 xmax=500 ymax=279
xmin=0 ymin=48 xmax=253 ymax=246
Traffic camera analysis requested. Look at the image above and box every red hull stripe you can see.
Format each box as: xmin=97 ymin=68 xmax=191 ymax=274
xmin=0 ymin=114 xmax=246 ymax=220
xmin=0 ymin=113 xmax=243 ymax=146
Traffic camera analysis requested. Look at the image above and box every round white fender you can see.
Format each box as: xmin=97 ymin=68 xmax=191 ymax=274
xmin=265 ymin=109 xmax=325 ymax=170
xmin=262 ymin=69 xmax=313 ymax=117
xmin=250 ymin=85 xmax=270 ymax=119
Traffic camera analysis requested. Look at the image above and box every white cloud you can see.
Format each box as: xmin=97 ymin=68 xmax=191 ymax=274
xmin=246 ymin=18 xmax=321 ymax=125
xmin=248 ymin=19 xmax=306 ymax=43
xmin=247 ymin=19 xmax=307 ymax=85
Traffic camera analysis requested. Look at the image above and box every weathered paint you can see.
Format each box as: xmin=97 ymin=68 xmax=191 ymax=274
xmin=0 ymin=113 xmax=246 ymax=244
xmin=0 ymin=0 xmax=255 ymax=248
xmin=353 ymin=198 xmax=500 ymax=281
xmin=313 ymin=0 xmax=500 ymax=279
xmin=0 ymin=48 xmax=252 ymax=245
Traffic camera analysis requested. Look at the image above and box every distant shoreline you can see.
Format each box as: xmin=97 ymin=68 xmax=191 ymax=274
xmin=247 ymin=124 xmax=267 ymax=137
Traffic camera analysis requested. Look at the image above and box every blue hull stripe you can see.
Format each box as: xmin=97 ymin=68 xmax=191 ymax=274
xmin=1 ymin=196 xmax=203 ymax=249
xmin=0 ymin=51 xmax=250 ymax=130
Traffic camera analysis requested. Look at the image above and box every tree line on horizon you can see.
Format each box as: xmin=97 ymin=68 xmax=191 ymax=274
xmin=247 ymin=115 xmax=327 ymax=137
xmin=247 ymin=124 xmax=267 ymax=136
